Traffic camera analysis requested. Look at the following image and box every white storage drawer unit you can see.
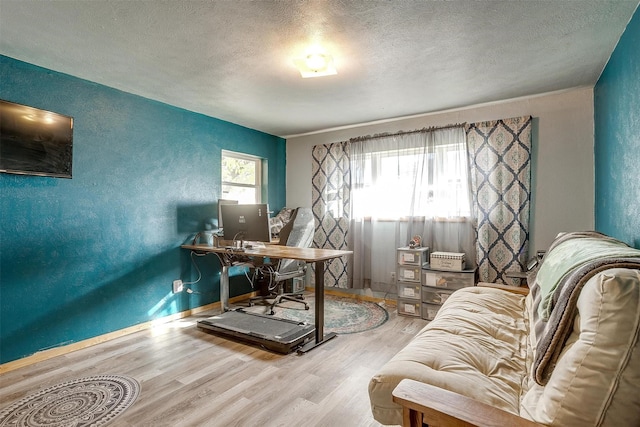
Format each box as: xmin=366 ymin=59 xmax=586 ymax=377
xmin=397 ymin=265 xmax=422 ymax=283
xmin=396 ymin=246 xmax=429 ymax=317
xmin=397 ymin=249 xmax=426 ymax=266
xmin=397 ymin=298 xmax=422 ymax=317
xmin=422 ymin=268 xmax=475 ymax=290
xmin=421 ymin=303 xmax=441 ymax=321
xmin=422 ymin=288 xmax=453 ymax=305
xmin=421 ymin=265 xmax=476 ymax=321
xmin=398 ymin=283 xmax=421 ymax=300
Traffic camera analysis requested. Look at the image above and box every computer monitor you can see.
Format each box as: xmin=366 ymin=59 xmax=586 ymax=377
xmin=217 ymin=199 xmax=238 ymax=229
xmin=220 ymin=203 xmax=272 ymax=243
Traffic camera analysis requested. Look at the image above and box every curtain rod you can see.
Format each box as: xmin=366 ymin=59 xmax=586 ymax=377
xmin=348 ymin=122 xmax=466 ymax=143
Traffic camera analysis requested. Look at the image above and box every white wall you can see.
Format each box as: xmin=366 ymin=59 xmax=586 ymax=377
xmin=286 ymin=87 xmax=595 ymax=255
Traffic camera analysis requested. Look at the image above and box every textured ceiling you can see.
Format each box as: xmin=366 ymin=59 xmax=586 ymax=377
xmin=0 ymin=0 xmax=638 ymax=137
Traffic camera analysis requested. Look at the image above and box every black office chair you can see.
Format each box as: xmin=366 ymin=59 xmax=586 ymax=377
xmin=249 ymin=207 xmax=315 ymax=315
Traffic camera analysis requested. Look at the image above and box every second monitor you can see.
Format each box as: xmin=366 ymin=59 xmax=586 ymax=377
xmin=220 ymin=203 xmax=272 ymax=243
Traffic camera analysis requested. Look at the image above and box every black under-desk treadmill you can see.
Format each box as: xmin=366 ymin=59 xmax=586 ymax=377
xmin=197 ymin=309 xmax=315 ymax=354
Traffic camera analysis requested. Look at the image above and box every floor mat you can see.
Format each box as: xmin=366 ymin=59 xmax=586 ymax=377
xmin=0 ymin=375 xmax=140 ymax=427
xmin=245 ymin=293 xmax=389 ymax=334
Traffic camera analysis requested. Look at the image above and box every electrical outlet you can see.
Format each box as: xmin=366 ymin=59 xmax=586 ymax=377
xmin=390 ymin=271 xmax=396 ymax=282
xmin=172 ymin=279 xmax=183 ymax=293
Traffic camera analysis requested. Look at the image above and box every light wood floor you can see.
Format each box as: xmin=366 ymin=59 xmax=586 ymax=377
xmin=0 ymin=300 xmax=428 ymax=427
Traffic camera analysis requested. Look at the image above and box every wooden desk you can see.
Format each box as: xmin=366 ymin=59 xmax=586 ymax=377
xmin=180 ymin=244 xmax=353 ymax=353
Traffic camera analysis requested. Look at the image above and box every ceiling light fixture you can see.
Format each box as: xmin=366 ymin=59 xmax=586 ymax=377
xmin=294 ymin=51 xmax=337 ymax=78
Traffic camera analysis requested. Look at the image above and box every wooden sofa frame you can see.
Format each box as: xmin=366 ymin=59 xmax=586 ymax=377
xmin=392 ymin=379 xmax=542 ymax=427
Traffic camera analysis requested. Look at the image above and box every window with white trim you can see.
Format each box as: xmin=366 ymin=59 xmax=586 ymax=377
xmin=221 ymin=150 xmax=263 ymax=203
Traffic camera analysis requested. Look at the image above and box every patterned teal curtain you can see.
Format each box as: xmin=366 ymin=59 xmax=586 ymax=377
xmin=467 ymin=116 xmax=532 ymax=284
xmin=311 ymin=142 xmax=351 ymax=288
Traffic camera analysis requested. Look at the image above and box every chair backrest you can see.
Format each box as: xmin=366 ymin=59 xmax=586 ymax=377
xmin=278 ymin=207 xmax=315 ymax=274
xmin=277 ymin=208 xmax=299 ymax=247
xmin=284 ymin=207 xmax=314 ymax=248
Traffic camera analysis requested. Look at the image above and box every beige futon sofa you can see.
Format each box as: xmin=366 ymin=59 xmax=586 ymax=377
xmin=369 ymin=231 xmax=640 ymax=426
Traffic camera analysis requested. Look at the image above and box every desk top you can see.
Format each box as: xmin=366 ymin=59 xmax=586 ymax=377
xmin=181 ymin=244 xmax=353 ymax=262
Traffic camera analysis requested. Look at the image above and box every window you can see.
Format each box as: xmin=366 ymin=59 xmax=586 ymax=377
xmin=312 ymin=126 xmax=474 ymax=291
xmin=351 ymin=129 xmax=471 ymax=220
xmin=221 ymin=150 xmax=264 ymax=203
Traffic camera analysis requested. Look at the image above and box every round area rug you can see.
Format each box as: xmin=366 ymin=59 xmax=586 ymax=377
xmin=0 ymin=375 xmax=140 ymax=427
xmin=254 ymin=294 xmax=389 ymax=334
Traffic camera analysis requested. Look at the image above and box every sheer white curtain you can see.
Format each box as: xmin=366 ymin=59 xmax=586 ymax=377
xmin=347 ymin=126 xmax=475 ymax=292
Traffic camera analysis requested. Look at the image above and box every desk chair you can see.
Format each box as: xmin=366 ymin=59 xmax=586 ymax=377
xmin=249 ymin=207 xmax=315 ymax=315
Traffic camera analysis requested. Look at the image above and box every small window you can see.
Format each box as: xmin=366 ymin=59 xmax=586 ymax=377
xmin=221 ymin=150 xmax=263 ymax=203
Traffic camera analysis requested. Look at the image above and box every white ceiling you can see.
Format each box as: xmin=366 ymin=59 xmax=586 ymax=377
xmin=1 ymin=0 xmax=638 ymax=138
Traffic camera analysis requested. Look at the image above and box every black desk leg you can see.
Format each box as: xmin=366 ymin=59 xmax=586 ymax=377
xmin=297 ymin=260 xmax=337 ymax=354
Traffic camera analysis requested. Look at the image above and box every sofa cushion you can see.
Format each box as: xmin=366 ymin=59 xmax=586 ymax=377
xmin=520 ymin=268 xmax=640 ymax=426
xmin=369 ymin=286 xmax=528 ymax=425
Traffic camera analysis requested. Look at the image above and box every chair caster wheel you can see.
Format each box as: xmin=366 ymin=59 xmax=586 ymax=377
xmin=304 ymin=305 xmax=310 ymax=310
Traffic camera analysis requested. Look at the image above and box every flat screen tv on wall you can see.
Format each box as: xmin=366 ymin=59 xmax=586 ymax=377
xmin=0 ymin=99 xmax=74 ymax=179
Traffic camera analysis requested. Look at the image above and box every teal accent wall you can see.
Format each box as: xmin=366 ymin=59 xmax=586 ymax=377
xmin=594 ymin=6 xmax=640 ymax=249
xmin=0 ymin=56 xmax=286 ymax=364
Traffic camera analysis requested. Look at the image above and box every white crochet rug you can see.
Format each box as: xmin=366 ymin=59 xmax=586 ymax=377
xmin=0 ymin=375 xmax=140 ymax=427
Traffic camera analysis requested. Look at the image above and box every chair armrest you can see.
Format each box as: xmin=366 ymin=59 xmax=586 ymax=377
xmin=478 ymin=281 xmax=530 ymax=295
xmin=392 ymin=379 xmax=543 ymax=427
